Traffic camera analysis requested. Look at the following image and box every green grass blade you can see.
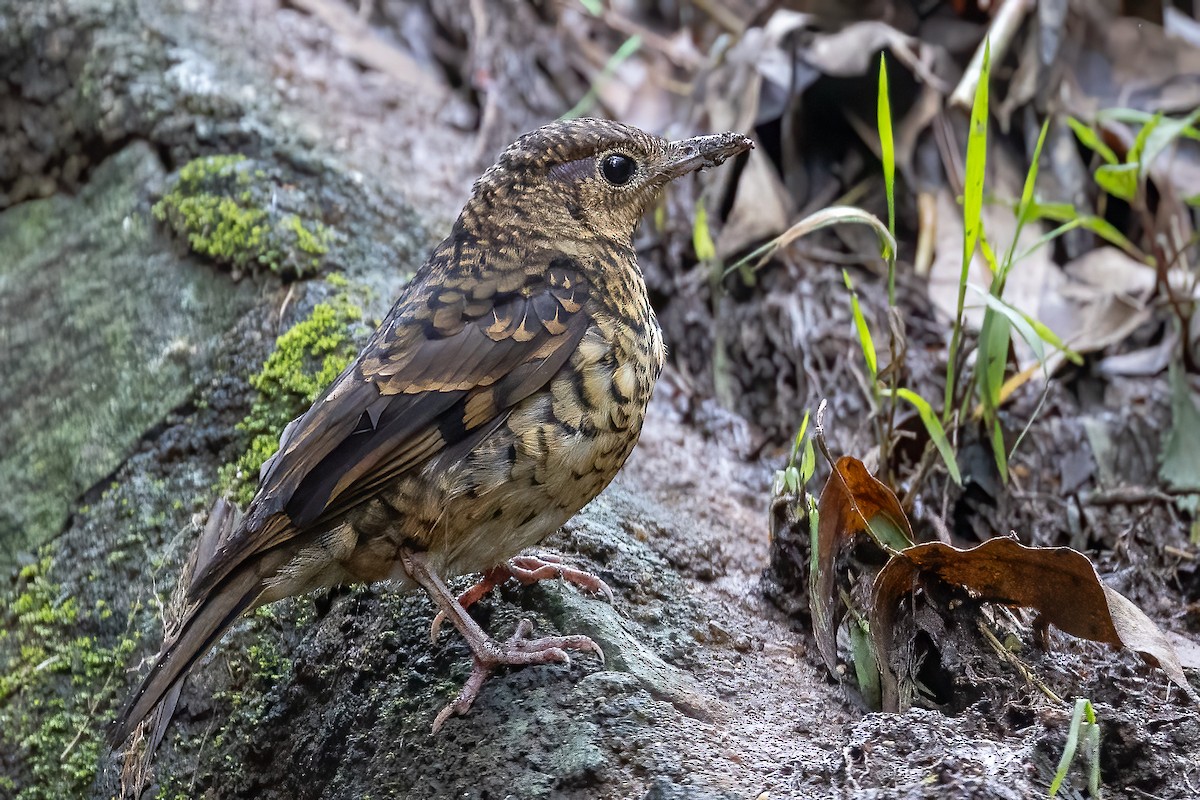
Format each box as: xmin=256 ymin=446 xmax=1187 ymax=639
xmin=1065 ymin=117 xmax=1119 ymax=165
xmin=945 ymin=38 xmax=990 ymax=421
xmin=1095 ymin=162 xmax=1138 ymax=201
xmin=990 ymin=417 xmax=1009 ymax=483
xmin=877 ymin=53 xmax=897 ymax=306
xmin=692 ymin=200 xmax=717 ymax=261
xmin=1098 ymin=107 xmax=1200 ymax=142
xmin=1049 ymin=698 xmax=1088 ymax=798
xmin=977 ymin=309 xmax=1011 ymax=414
xmin=969 ymin=285 xmax=1047 ymax=365
xmin=1018 ymin=214 xmax=1147 ymax=264
xmin=1000 ymin=118 xmax=1050 ymax=280
xmin=799 ymin=435 xmax=816 ymax=485
xmin=561 ymin=35 xmax=642 ymax=120
xmin=843 ymin=270 xmax=878 ymax=382
xmin=1028 ymin=201 xmax=1079 ymax=222
xmin=1142 ymin=107 xmax=1200 ymax=178
xmin=1128 ymin=111 xmax=1162 ymax=164
xmin=724 ymin=206 xmax=896 ymax=279
xmin=893 ymin=388 xmax=962 ymax=485
xmin=962 ymin=44 xmax=990 ymax=267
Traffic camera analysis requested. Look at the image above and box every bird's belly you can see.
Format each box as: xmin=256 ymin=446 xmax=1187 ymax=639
xmin=339 ymin=320 xmax=660 ymax=585
xmin=432 ymin=390 xmax=646 ymax=577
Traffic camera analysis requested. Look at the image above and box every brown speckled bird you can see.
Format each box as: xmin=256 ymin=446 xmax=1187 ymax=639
xmin=111 ymin=119 xmax=752 ymax=746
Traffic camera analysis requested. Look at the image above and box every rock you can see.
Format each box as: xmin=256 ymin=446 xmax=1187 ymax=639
xmin=0 ymin=143 xmax=258 ymax=564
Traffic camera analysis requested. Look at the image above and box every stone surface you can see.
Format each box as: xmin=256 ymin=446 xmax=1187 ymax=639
xmin=0 ymin=144 xmax=257 ymax=564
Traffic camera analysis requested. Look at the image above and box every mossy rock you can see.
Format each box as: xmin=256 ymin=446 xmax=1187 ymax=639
xmin=216 ymin=276 xmax=375 ymax=505
xmin=154 ymin=155 xmax=337 ymax=280
xmin=0 ymin=551 xmax=139 ymax=800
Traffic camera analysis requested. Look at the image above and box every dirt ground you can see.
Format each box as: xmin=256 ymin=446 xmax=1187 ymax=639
xmin=2 ymin=0 xmax=1198 ymax=798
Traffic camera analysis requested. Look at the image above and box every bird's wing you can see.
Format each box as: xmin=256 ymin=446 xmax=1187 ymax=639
xmin=189 ymin=252 xmax=591 ymax=598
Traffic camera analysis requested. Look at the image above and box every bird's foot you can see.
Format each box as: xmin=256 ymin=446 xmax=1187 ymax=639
xmin=398 ymin=548 xmax=605 ymax=734
xmin=430 ymin=552 xmax=612 ymax=641
xmin=432 ymin=618 xmax=603 ymax=733
xmin=507 ymin=553 xmax=614 ymax=601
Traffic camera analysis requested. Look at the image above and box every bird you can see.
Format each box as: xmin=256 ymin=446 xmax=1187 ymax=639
xmin=110 ymin=118 xmax=753 ymax=748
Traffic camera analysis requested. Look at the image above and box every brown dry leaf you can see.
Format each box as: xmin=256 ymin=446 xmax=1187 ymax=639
xmin=1061 ymin=246 xmax=1157 ymax=299
xmin=801 ymin=21 xmax=946 ymax=91
xmin=871 ymin=537 xmax=1192 ymax=712
xmin=813 ymin=456 xmax=913 ymax=676
xmin=290 ymin=0 xmax=446 ymax=97
xmin=1036 ymin=246 xmax=1157 ymax=375
xmin=717 ymin=151 xmax=794 ymax=259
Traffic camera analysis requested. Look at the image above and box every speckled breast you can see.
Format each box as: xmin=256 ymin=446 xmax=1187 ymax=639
xmin=420 ymin=301 xmax=664 ymax=577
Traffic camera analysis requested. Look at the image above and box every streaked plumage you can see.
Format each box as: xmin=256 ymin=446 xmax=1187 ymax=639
xmin=111 ymin=119 xmax=752 ymax=747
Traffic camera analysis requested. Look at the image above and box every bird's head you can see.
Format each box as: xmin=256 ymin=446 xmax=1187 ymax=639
xmin=463 ymin=119 xmax=753 ymax=247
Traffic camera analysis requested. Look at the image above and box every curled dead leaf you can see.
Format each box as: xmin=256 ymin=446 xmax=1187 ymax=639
xmin=812 ymin=456 xmax=912 ymax=677
xmin=871 ymin=537 xmax=1193 ymax=711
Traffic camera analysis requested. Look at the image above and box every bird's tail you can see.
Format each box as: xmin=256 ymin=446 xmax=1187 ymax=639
xmin=108 ymin=500 xmax=263 ymax=751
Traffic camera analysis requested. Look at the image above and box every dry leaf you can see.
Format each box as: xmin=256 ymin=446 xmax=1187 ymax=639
xmin=871 ymin=537 xmax=1192 ymax=711
xmin=812 ymin=456 xmax=913 ymax=676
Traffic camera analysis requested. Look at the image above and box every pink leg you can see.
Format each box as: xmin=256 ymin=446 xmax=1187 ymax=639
xmin=430 ymin=552 xmax=613 ymax=640
xmin=400 ymin=549 xmax=605 ymax=733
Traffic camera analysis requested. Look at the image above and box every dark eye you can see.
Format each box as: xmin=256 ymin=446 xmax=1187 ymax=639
xmin=600 ymin=154 xmax=637 ymax=186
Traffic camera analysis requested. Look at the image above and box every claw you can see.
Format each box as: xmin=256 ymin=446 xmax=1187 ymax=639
xmin=400 ymin=548 xmax=607 ymax=734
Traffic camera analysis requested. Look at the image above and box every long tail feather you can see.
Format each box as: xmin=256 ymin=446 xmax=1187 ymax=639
xmin=108 ymin=566 xmax=261 ymax=749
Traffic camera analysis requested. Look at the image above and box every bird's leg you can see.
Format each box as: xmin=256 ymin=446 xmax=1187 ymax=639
xmin=399 ymin=548 xmax=604 ymax=733
xmin=429 ymin=552 xmax=613 ymax=640
xmin=428 ymin=565 xmax=510 ymax=642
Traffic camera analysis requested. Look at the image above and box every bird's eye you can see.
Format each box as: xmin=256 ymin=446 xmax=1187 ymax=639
xmin=600 ymin=154 xmax=637 ymax=186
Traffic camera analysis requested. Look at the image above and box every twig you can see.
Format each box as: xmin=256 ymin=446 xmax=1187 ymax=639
xmin=949 ymin=0 xmax=1036 ymax=110
xmin=1084 ymin=486 xmax=1180 ymax=506
xmin=689 ymin=0 xmax=745 ymax=36
xmin=978 ymin=619 xmax=1062 ymax=704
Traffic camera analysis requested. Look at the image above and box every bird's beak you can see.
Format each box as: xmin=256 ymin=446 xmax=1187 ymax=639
xmin=661 ymin=132 xmax=754 ymax=180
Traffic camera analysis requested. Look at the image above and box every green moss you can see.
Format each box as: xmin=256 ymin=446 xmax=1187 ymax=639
xmin=286 ymin=213 xmax=332 ymax=257
xmin=0 ymin=551 xmax=139 ymax=799
xmin=217 ymin=291 xmax=364 ymax=504
xmin=153 ymin=155 xmax=335 ymax=279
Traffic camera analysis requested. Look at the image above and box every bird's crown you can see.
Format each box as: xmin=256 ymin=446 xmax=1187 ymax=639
xmin=463 ymin=119 xmax=752 ymax=246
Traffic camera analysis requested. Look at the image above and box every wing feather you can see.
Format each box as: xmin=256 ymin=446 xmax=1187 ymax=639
xmin=188 ymin=254 xmax=590 ymax=598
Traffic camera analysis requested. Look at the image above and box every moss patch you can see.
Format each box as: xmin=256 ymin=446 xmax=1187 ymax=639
xmin=216 ymin=289 xmax=366 ymax=504
xmin=153 ymin=154 xmax=335 ymax=279
xmin=0 ymin=552 xmax=139 ymax=800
